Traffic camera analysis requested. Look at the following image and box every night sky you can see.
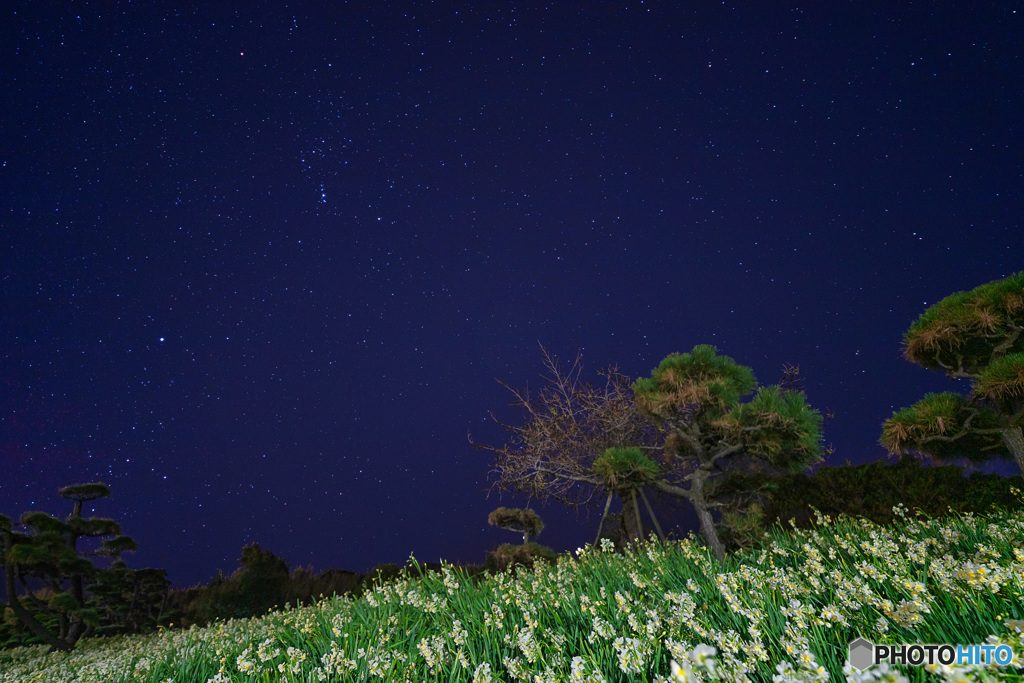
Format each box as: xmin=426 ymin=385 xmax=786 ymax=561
xmin=3 ymin=2 xmax=1021 ymax=589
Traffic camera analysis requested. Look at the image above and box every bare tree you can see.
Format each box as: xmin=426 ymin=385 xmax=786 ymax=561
xmin=470 ymin=345 xmax=664 ymax=544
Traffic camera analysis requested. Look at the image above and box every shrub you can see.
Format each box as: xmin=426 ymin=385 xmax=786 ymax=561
xmin=484 ymin=542 xmax=558 ymax=573
xmin=718 ymin=456 xmax=1022 ymax=549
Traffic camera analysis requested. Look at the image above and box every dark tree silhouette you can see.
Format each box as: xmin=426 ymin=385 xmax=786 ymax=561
xmin=487 ymin=507 xmax=545 ymax=544
xmin=88 ymin=561 xmax=169 ymax=636
xmin=882 ymin=272 xmax=1024 ymax=473
xmin=0 ymin=483 xmax=138 ymax=651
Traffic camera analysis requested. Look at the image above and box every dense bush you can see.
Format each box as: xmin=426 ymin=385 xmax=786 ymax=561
xmin=359 ymin=562 xmax=402 ymax=593
xmin=718 ymin=456 xmax=1022 ymax=550
xmin=167 ymin=544 xmax=362 ymax=627
xmin=160 ymin=545 xmax=528 ymax=629
xmin=483 ymin=542 xmax=558 ymax=573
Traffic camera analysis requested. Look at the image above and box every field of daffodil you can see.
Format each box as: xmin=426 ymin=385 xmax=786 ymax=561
xmin=2 ymin=504 xmax=1023 ymax=683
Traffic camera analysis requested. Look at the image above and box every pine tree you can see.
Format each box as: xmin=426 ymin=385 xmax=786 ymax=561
xmin=487 ymin=507 xmax=545 ymax=544
xmin=882 ymin=272 xmax=1024 ymax=473
xmin=0 ymin=483 xmax=138 ymax=651
xmin=633 ymin=345 xmax=823 ymax=561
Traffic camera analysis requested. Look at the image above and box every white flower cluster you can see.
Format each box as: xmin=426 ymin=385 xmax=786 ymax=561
xmin=613 ymin=635 xmax=652 ymax=674
xmin=443 ymin=565 xmax=461 ymax=595
xmin=772 ymin=650 xmax=828 ymax=682
xmin=661 ymin=644 xmax=719 ymax=683
xmin=356 ymin=636 xmax=409 ymax=679
xmin=319 ymin=640 xmax=358 ymax=678
xmin=484 ymin=602 xmax=506 ymax=628
xmin=588 ymin=615 xmax=614 ymax=642
xmin=569 ymin=655 xmax=607 ymax=683
xmin=417 ymin=635 xmax=447 ymax=674
xmin=473 ymin=661 xmax=493 ymax=683
xmin=451 ymin=619 xmax=469 ymax=646
xmin=842 ymin=661 xmax=908 ymax=683
xmin=503 ymin=655 xmax=531 ymax=681
xmin=517 ymin=626 xmax=542 ymax=663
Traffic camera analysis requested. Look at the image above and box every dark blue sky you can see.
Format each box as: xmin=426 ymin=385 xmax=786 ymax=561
xmin=2 ymin=2 xmax=1021 ymax=587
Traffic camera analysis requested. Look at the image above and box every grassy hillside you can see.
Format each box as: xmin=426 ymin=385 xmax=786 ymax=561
xmin=2 ymin=502 xmax=1023 ymax=682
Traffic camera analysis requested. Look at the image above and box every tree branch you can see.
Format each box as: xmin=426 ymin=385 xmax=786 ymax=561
xmin=990 ymin=324 xmax=1022 ymax=362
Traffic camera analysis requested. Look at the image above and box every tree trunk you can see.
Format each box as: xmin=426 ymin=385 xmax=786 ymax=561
xmin=66 ymin=514 xmax=86 ymax=645
xmin=67 ymin=613 xmax=86 ymax=644
xmin=638 ymin=487 xmax=666 ymax=541
xmin=3 ymin=556 xmax=69 ymax=651
xmin=689 ymin=472 xmax=726 ymax=563
xmin=620 ymin=490 xmax=642 ymax=545
xmin=1003 ymin=426 xmax=1024 ymax=476
xmin=594 ymin=491 xmax=615 ymax=546
xmin=649 ymin=475 xmax=726 ymax=562
xmin=632 ymin=489 xmax=644 ymax=541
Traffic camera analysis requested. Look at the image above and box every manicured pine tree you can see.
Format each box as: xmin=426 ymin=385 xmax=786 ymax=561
xmin=487 ymin=507 xmax=545 ymax=544
xmin=0 ymin=482 xmax=137 ymax=651
xmin=632 ymin=345 xmax=824 ymax=562
xmin=882 ymin=272 xmax=1024 ymax=473
xmin=591 ymin=447 xmax=667 ymax=546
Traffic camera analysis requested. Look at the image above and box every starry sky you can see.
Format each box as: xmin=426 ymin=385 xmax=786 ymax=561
xmin=2 ymin=2 xmax=1022 ymax=588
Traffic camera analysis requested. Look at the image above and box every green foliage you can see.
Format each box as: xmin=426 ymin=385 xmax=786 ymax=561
xmin=166 ymin=545 xmax=289 ymax=625
xmin=283 ymin=566 xmax=363 ymax=604
xmin=87 ymin=562 xmax=170 ymax=637
xmin=592 ymin=447 xmax=660 ymax=487
xmin=230 ymin=544 xmax=290 ymax=617
xmin=975 ymin=351 xmax=1024 ymax=402
xmin=68 ymin=516 xmax=122 ymax=539
xmin=19 ymin=511 xmax=68 ymax=535
xmin=904 ymin=270 xmax=1024 ymax=374
xmin=7 ymin=507 xmax=1024 ymax=681
xmin=881 ymin=392 xmax=1002 ymax=463
xmin=733 ymin=386 xmax=823 ymax=468
xmin=168 ymin=555 xmax=365 ymax=627
xmin=0 ymin=483 xmax=156 ymax=651
xmin=9 ymin=533 xmax=70 ymax=568
xmin=59 ymin=483 xmax=112 ymax=502
xmin=98 ymin=535 xmax=138 ymax=556
xmin=633 ymin=345 xmax=823 ymax=562
xmin=363 ymin=562 xmax=402 ymax=590
xmin=883 ymin=272 xmax=1024 ymax=471
xmin=46 ymin=592 xmax=80 ymax=612
xmin=719 ymin=501 xmax=768 ymax=552
xmin=633 ymin=346 xmax=823 ymax=464
xmin=632 ymin=344 xmax=757 ymax=418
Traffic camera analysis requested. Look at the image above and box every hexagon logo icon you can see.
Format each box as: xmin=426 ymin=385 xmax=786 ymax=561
xmin=848 ymin=638 xmax=874 ymax=670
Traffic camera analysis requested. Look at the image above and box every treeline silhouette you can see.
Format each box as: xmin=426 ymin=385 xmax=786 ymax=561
xmin=167 ymin=541 xmax=565 ymax=629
